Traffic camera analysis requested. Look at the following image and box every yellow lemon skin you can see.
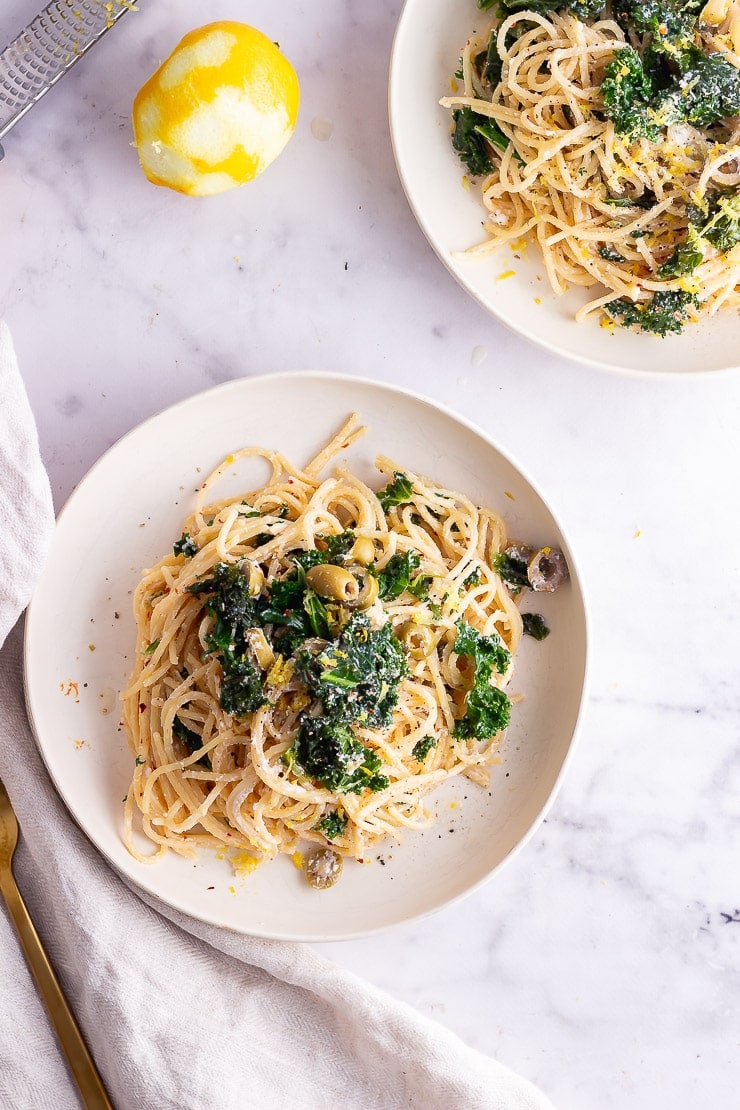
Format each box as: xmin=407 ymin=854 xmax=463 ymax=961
xmin=132 ymin=21 xmax=300 ymax=197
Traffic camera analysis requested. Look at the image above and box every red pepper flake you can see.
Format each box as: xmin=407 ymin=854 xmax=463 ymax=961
xmin=139 ymin=703 xmax=146 ymax=713
xmin=61 ymin=680 xmax=80 ymax=704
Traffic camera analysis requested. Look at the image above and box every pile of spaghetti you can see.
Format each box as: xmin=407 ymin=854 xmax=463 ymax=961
xmin=122 ymin=416 xmax=533 ymax=877
xmin=440 ymin=0 xmax=740 ymax=334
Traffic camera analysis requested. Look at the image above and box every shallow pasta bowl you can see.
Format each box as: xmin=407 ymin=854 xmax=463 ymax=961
xmin=389 ymin=0 xmax=739 ymax=375
xmin=24 ymin=374 xmax=588 ymax=940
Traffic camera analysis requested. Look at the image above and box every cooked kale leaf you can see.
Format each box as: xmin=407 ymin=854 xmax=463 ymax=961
xmin=522 ymin=613 xmax=551 ymax=640
xmin=694 ymin=191 xmax=740 ymax=253
xmin=377 ymin=550 xmax=429 ymax=600
xmin=482 ymin=28 xmax=504 ymax=85
xmin=605 ymin=290 xmax=700 ymax=335
xmin=377 ymin=472 xmax=414 ymax=513
xmin=453 ymin=620 xmax=512 ymax=741
xmin=599 ymin=246 xmax=627 ymax=262
xmin=451 ymin=107 xmax=516 ymax=175
xmin=412 ymin=734 xmax=437 ymax=762
xmin=316 ymin=809 xmax=348 ymax=840
xmin=601 ymin=48 xmax=660 ymax=139
xmin=173 ymin=716 xmax=212 ymax=770
xmin=451 ymin=108 xmax=496 ymax=177
xmin=293 ymin=717 xmax=390 ymax=794
xmin=454 ymin=619 xmax=510 ymax=677
xmin=490 ymin=0 xmax=605 ymax=15
xmin=665 ymin=50 xmax=740 ymax=126
xmin=613 ymin=1 xmax=702 ymax=55
xmin=173 ymin=532 xmax=198 ymax=558
xmin=188 ymin=563 xmax=267 ymax=716
xmin=657 ymin=240 xmax=703 ymax=277
xmin=321 ymin=530 xmax=357 ymax=560
xmin=491 ymin=550 xmax=530 ymax=590
xmin=295 ymin=614 xmax=407 ymax=729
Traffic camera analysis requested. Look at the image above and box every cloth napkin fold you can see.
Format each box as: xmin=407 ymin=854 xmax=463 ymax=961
xmin=0 ymin=323 xmax=556 ymax=1110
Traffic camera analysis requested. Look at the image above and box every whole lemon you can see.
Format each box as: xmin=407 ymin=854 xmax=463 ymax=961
xmin=132 ymin=21 xmax=300 ymax=196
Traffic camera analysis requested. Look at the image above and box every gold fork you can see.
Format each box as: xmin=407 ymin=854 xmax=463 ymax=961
xmin=0 ymin=776 xmax=113 ymax=1109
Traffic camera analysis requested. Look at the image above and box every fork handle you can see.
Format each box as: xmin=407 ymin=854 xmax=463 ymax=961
xmin=0 ymin=870 xmax=114 ymax=1109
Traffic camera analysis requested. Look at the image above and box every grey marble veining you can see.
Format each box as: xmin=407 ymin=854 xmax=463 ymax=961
xmin=2 ymin=1 xmax=740 ymax=1107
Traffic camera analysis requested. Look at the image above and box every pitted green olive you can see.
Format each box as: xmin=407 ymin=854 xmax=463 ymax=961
xmin=346 ymin=570 xmax=379 ymax=610
xmin=398 ymin=622 xmax=434 ymax=659
xmin=306 ymin=564 xmax=360 ymax=602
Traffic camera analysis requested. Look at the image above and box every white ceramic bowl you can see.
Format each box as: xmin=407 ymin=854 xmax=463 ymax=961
xmin=389 ymin=0 xmax=740 ymax=375
xmin=25 ymin=374 xmax=588 ymax=939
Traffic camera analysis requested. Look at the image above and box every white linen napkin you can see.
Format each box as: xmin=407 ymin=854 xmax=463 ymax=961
xmin=0 ymin=323 xmax=556 ymax=1110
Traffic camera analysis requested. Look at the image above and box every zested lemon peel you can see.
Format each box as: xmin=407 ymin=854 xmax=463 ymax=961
xmin=132 ymin=21 xmax=300 ymax=196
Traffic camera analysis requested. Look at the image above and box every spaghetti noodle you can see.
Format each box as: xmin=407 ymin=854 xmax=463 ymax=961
xmin=440 ymin=2 xmax=740 ymax=334
xmin=121 ymin=416 xmax=540 ymax=880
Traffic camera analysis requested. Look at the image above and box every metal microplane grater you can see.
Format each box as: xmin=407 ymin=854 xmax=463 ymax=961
xmin=0 ymin=0 xmax=135 ymax=155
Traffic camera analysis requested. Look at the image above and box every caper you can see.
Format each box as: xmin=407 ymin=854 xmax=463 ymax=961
xmin=349 ymin=535 xmax=375 ymax=565
xmin=305 ymin=564 xmax=360 ymax=602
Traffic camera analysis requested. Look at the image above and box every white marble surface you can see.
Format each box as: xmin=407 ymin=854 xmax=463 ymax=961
xmin=2 ymin=1 xmax=740 ymax=1107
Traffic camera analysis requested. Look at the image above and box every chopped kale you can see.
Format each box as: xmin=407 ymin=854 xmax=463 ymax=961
xmin=266 ymin=573 xmax=304 ymax=613
xmin=291 ymin=548 xmax=330 ymax=572
xmin=412 ymin=735 xmax=437 ymax=762
xmin=492 ymin=0 xmax=605 ymax=16
xmin=378 ymin=551 xmax=421 ymax=600
xmin=599 ymin=246 xmax=627 ymax=262
xmin=316 ymin=809 xmax=348 ymax=840
xmin=605 ymin=290 xmax=700 ymax=335
xmin=173 ymin=532 xmax=198 ymax=558
xmin=377 ymin=472 xmax=414 ymax=513
xmin=451 ymin=107 xmax=516 ymax=175
xmin=601 ymin=48 xmax=659 ymax=140
xmin=453 ymin=620 xmax=512 ymax=742
xmin=657 ymin=239 xmax=703 ymax=277
xmin=694 ymin=190 xmax=740 ymax=254
xmin=219 ymin=656 xmax=265 ymax=717
xmin=172 ymin=716 xmax=212 ymax=770
xmin=600 ymin=5 xmax=739 ymax=137
xmin=451 ymin=108 xmax=496 ymax=177
xmin=321 ymin=530 xmax=357 ymax=560
xmin=603 ymin=192 xmax=657 ymax=209
xmin=302 ymin=589 xmax=330 ymax=639
xmin=295 ymin=614 xmax=407 ymax=729
xmin=188 ymin=563 xmax=267 ymax=716
xmin=483 ymin=29 xmax=504 ymax=86
xmin=665 ymin=49 xmax=740 ymax=126
xmin=522 ymin=612 xmax=551 ymax=640
xmin=492 ymin=550 xmax=530 ymax=590
xmin=292 ymin=717 xmax=390 ymax=795
xmin=454 ymin=619 xmax=510 ymax=677
xmin=613 ymin=1 xmax=702 ymax=56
